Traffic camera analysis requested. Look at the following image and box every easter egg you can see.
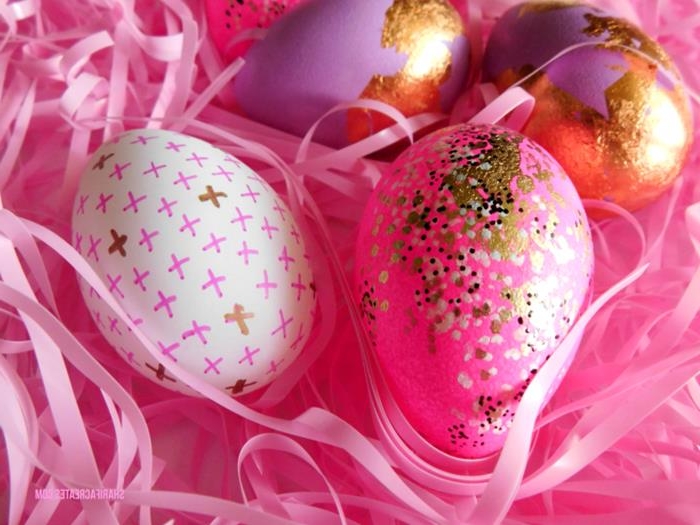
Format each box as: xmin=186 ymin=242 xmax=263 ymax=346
xmin=205 ymin=0 xmax=303 ymax=61
xmin=234 ymin=0 xmax=470 ymax=147
xmin=72 ymin=129 xmax=316 ymax=396
xmin=483 ymin=1 xmax=692 ymax=211
xmin=354 ymin=123 xmax=593 ymax=458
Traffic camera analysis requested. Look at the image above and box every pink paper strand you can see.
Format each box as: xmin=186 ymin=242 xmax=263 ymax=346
xmin=1 ymin=0 xmax=700 ymax=523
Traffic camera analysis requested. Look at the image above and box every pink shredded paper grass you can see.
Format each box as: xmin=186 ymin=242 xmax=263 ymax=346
xmin=2 ymin=0 xmax=700 ymax=523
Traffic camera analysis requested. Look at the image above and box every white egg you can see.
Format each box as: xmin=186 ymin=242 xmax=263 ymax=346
xmin=72 ymin=129 xmax=316 ymax=396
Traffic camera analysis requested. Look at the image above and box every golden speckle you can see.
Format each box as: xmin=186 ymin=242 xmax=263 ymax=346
xmin=516 ymin=175 xmax=535 ymax=194
xmin=379 ymin=270 xmax=389 ymax=284
xmin=380 ymin=300 xmax=390 ymax=311
xmin=472 ymin=303 xmax=491 ymax=318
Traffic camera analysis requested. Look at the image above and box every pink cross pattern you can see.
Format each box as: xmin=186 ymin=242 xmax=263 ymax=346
xmin=202 ymin=233 xmax=227 ymax=253
xmin=158 ymin=340 xmax=180 ymax=362
xmin=89 ymin=286 xmax=99 ymax=298
xmin=108 ymin=315 xmax=122 ymax=335
xmin=138 ymin=227 xmax=159 ymax=252
xmin=266 ymin=359 xmax=284 ymax=375
xmin=77 ymin=194 xmax=89 ymax=215
xmin=143 ymin=161 xmax=166 ymax=178
xmin=261 ymin=217 xmax=279 ymax=240
xmin=120 ymin=347 xmax=139 ymax=365
xmin=165 ymin=141 xmax=185 ymax=152
xmin=92 ymin=310 xmax=105 ymax=329
xmin=168 ymin=253 xmax=190 ymax=280
xmin=87 ymin=235 xmax=102 ymax=261
xmin=174 ymin=171 xmax=197 ymax=190
xmin=237 ymin=241 xmax=258 ymax=265
xmin=182 ymin=320 xmax=211 ymax=345
xmin=224 ymin=155 xmax=243 ymax=168
xmin=247 ymin=171 xmax=266 ymax=187
xmin=256 ymin=270 xmax=278 ymax=299
xmin=154 ymin=290 xmax=177 ymax=318
xmin=240 ymin=184 xmax=260 ymax=203
xmin=289 ymin=226 xmax=301 ymax=245
xmin=74 ymin=232 xmax=83 ymax=254
xmin=212 ymin=165 xmax=235 ymax=182
xmin=291 ymin=273 xmax=307 ymax=301
xmin=125 ymin=350 xmax=136 ymax=363
xmin=238 ymin=345 xmax=260 ymax=365
xmin=126 ymin=314 xmax=144 ymax=330
xmin=204 ymin=357 xmax=223 ymax=374
xmin=230 ymin=207 xmax=253 ymax=232
xmin=109 ymin=162 xmax=131 ymax=181
xmin=123 ymin=191 xmax=147 ymax=213
xmin=290 ymin=323 xmax=305 ymax=351
xmin=271 ymin=309 xmax=293 ymax=339
xmin=133 ymin=266 xmax=150 ymax=291
xmin=277 ymin=246 xmax=295 ymax=271
xmin=201 ymin=268 xmax=226 ymax=298
xmin=272 ymin=200 xmax=287 ymax=222
xmin=186 ymin=152 xmax=208 ymax=168
xmin=106 ymin=273 xmax=124 ymax=299
xmin=179 ymin=214 xmax=201 ymax=237
xmin=157 ymin=197 xmax=177 ymax=217
xmin=95 ymin=192 xmax=114 ymax=214
xmin=130 ymin=135 xmax=156 ymax=145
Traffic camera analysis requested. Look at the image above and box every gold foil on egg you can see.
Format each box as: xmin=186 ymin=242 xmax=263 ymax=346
xmin=493 ymin=7 xmax=692 ymax=211
xmin=444 ymin=133 xmax=531 ymax=258
xmin=518 ymin=1 xmax=579 ymax=17
xmin=582 ymin=13 xmax=673 ymax=71
xmin=519 ymin=49 xmax=691 ymax=211
xmin=347 ymin=0 xmax=464 ymax=142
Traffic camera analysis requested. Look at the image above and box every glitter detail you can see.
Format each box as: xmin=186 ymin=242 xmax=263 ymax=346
xmin=355 ymin=123 xmax=593 ymax=458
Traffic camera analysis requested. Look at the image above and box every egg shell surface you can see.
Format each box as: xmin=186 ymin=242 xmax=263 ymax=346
xmin=72 ymin=129 xmax=316 ymax=396
xmin=205 ymin=0 xmax=303 ymax=61
xmin=234 ymin=0 xmax=470 ymax=147
xmin=355 ymin=123 xmax=593 ymax=458
xmin=482 ymin=1 xmax=692 ymax=211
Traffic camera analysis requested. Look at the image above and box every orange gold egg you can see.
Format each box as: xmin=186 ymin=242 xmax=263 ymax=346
xmin=484 ymin=2 xmax=693 ymax=211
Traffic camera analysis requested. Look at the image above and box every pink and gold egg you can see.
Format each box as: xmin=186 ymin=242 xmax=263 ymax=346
xmin=355 ymin=123 xmax=593 ymax=458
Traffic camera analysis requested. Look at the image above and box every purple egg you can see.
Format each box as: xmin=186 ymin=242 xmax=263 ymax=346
xmin=483 ymin=2 xmax=680 ymax=87
xmin=234 ymin=0 xmax=470 ymax=148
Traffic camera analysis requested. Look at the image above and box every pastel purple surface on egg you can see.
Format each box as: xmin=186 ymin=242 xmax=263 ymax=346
xmin=234 ymin=0 xmax=470 ymax=147
xmin=483 ymin=3 xmax=602 ymax=82
xmin=483 ymin=2 xmax=679 ymax=89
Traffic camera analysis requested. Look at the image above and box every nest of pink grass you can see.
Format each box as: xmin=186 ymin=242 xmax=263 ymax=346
xmin=1 ymin=1 xmax=700 ymax=524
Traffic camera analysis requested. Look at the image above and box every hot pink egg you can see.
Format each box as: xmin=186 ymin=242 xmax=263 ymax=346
xmin=205 ymin=0 xmax=303 ymax=61
xmin=354 ymin=123 xmax=593 ymax=458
